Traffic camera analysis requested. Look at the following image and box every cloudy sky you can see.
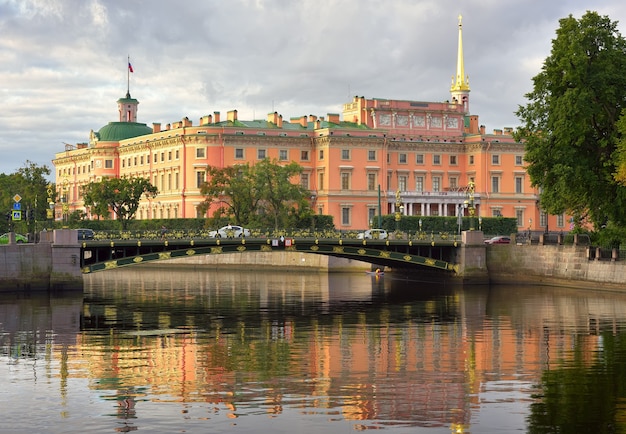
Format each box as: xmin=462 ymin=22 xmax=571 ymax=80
xmin=1 ymin=0 xmax=625 ymax=177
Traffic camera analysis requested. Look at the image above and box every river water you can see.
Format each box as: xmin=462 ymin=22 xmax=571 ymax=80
xmin=1 ymin=266 xmax=626 ymax=433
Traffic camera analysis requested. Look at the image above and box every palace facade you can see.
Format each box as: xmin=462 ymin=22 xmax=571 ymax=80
xmin=53 ymin=18 xmax=563 ymax=232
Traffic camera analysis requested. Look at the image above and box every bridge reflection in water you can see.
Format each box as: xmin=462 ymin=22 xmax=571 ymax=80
xmin=80 ymin=231 xmax=463 ymax=274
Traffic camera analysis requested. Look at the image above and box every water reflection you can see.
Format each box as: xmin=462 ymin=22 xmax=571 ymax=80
xmin=2 ymin=268 xmax=626 ymax=433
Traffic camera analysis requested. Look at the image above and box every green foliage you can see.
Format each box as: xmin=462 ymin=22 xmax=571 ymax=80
xmin=200 ymin=158 xmax=313 ymax=229
xmin=379 ymin=215 xmax=517 ymax=235
xmin=82 ymin=176 xmax=158 ymax=230
xmin=0 ymin=160 xmax=52 ymax=234
xmin=515 ymin=11 xmax=626 ymax=229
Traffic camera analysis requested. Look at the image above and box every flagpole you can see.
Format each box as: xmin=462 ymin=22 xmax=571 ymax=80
xmin=127 ymin=55 xmax=130 ymax=95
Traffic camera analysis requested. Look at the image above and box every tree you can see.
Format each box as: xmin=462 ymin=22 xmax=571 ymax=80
xmin=199 ymin=164 xmax=259 ymax=225
xmin=82 ymin=177 xmax=158 ymax=229
xmin=515 ymin=11 xmax=626 ymax=229
xmin=199 ymin=159 xmax=312 ymax=229
xmin=253 ymin=159 xmax=312 ymax=229
xmin=0 ymin=161 xmax=52 ymax=233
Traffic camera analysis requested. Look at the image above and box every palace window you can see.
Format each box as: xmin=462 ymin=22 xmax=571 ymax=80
xmin=416 ymin=176 xmax=424 ymax=192
xmin=491 ymin=176 xmax=500 ymax=193
xmin=257 ymin=149 xmax=266 ymax=159
xmin=367 ymin=173 xmax=376 ymax=191
xmin=398 ymin=175 xmax=407 ymax=191
xmin=432 ymin=176 xmax=441 ymax=192
xmin=433 ymin=155 xmax=441 ymax=165
xmin=341 ymin=149 xmax=350 ymax=160
xmin=516 ymin=155 xmax=523 ymax=165
xmin=235 ymin=148 xmax=244 ymax=159
xmin=196 ymin=171 xmax=205 ymax=188
xmin=449 ymin=155 xmax=457 ymax=165
xmin=300 ymin=173 xmax=309 ymax=190
xmin=341 ymin=172 xmax=351 ymax=190
xmin=449 ymin=177 xmax=458 ymax=190
xmin=368 ymin=150 xmax=376 ymax=161
xmin=515 ymin=176 xmax=523 ymax=194
xmin=319 ymin=149 xmax=324 ymax=160
xmin=416 ymin=154 xmax=424 ymax=164
xmin=399 ymin=153 xmax=407 ymax=164
xmin=492 ymin=154 xmax=500 ymax=165
xmin=341 ymin=207 xmax=351 ymax=226
xmin=301 ymin=150 xmax=309 ymax=161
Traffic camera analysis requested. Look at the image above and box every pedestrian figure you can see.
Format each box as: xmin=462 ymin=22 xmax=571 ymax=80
xmin=161 ymin=225 xmax=167 ymax=240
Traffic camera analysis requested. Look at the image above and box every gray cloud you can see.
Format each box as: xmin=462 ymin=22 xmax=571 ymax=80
xmin=0 ymin=0 xmax=624 ymax=175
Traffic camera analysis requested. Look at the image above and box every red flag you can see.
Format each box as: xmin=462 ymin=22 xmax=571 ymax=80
xmin=128 ymin=62 xmax=134 ymax=73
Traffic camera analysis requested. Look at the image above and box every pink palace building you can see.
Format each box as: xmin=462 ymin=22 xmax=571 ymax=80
xmin=53 ymin=17 xmax=563 ymax=233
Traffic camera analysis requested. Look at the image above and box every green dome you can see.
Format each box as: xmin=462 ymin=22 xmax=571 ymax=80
xmin=96 ymin=122 xmax=152 ymax=142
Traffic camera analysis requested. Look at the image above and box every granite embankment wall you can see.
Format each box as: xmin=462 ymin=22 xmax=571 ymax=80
xmin=486 ymin=244 xmax=626 ymax=290
xmin=0 ymin=230 xmax=83 ymax=291
xmin=161 ymin=251 xmax=373 ymax=272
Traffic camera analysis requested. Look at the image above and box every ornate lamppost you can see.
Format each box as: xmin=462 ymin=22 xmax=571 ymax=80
xmin=464 ymin=180 xmax=476 ymax=230
xmin=394 ymin=190 xmax=403 ymax=235
xmin=61 ymin=177 xmax=69 ymax=227
xmin=46 ymin=183 xmax=55 ymax=223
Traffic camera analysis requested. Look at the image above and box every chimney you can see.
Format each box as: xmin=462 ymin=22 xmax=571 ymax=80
xmin=468 ymin=115 xmax=479 ymax=134
xmin=182 ymin=117 xmax=192 ymax=127
xmin=504 ymin=127 xmax=513 ymax=135
xmin=493 ymin=129 xmax=502 ymax=135
xmin=227 ymin=110 xmax=238 ymax=122
xmin=214 ymin=111 xmax=220 ymax=123
xmin=315 ymin=119 xmax=321 ymax=129
xmin=300 ymin=115 xmax=308 ymax=127
xmin=267 ymin=111 xmax=279 ymax=125
xmin=327 ymin=113 xmax=340 ymax=124
xmin=166 ymin=123 xmax=171 ymax=131
xmin=200 ymin=115 xmax=212 ymax=125
xmin=277 ymin=114 xmax=283 ymax=128
xmin=152 ymin=123 xmax=161 ymax=133
xmin=480 ymin=124 xmax=485 ymax=135
xmin=309 ymin=114 xmax=317 ymax=123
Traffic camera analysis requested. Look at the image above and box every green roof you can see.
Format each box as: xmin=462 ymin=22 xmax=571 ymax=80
xmin=96 ymin=122 xmax=153 ymax=142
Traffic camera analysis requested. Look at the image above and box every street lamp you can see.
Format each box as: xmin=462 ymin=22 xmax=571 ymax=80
xmin=394 ymin=190 xmax=403 ymax=233
xmin=466 ymin=180 xmax=475 ymax=231
xmin=61 ymin=177 xmax=69 ymax=227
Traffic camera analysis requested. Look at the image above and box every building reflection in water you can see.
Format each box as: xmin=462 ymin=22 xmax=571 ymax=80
xmin=2 ymin=267 xmax=624 ymax=432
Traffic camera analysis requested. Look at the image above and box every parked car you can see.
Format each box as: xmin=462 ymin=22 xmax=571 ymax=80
xmin=0 ymin=232 xmax=28 ymax=244
xmin=357 ymin=229 xmax=389 ymax=240
xmin=77 ymin=228 xmax=95 ymax=240
xmin=484 ymin=235 xmax=511 ymax=244
xmin=208 ymin=225 xmax=251 ymax=238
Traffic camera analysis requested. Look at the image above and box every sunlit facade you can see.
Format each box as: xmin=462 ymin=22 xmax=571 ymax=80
xmin=52 ymin=17 xmax=560 ymax=232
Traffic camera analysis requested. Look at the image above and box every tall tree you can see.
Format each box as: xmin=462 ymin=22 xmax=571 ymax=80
xmin=199 ymin=159 xmax=312 ymax=228
xmin=82 ymin=177 xmax=158 ymax=229
xmin=253 ymin=159 xmax=311 ymax=229
xmin=199 ymin=164 xmax=259 ymax=224
xmin=515 ymin=11 xmax=626 ymax=228
xmin=0 ymin=161 xmax=52 ymax=233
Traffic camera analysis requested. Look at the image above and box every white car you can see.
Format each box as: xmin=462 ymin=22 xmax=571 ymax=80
xmin=357 ymin=229 xmax=388 ymax=240
xmin=208 ymin=225 xmax=251 ymax=238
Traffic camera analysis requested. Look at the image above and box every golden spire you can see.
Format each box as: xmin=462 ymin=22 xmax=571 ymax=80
xmin=451 ymin=14 xmax=470 ymax=92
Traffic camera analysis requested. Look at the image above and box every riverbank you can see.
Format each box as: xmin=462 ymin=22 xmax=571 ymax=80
xmin=486 ymin=244 xmax=626 ymax=290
